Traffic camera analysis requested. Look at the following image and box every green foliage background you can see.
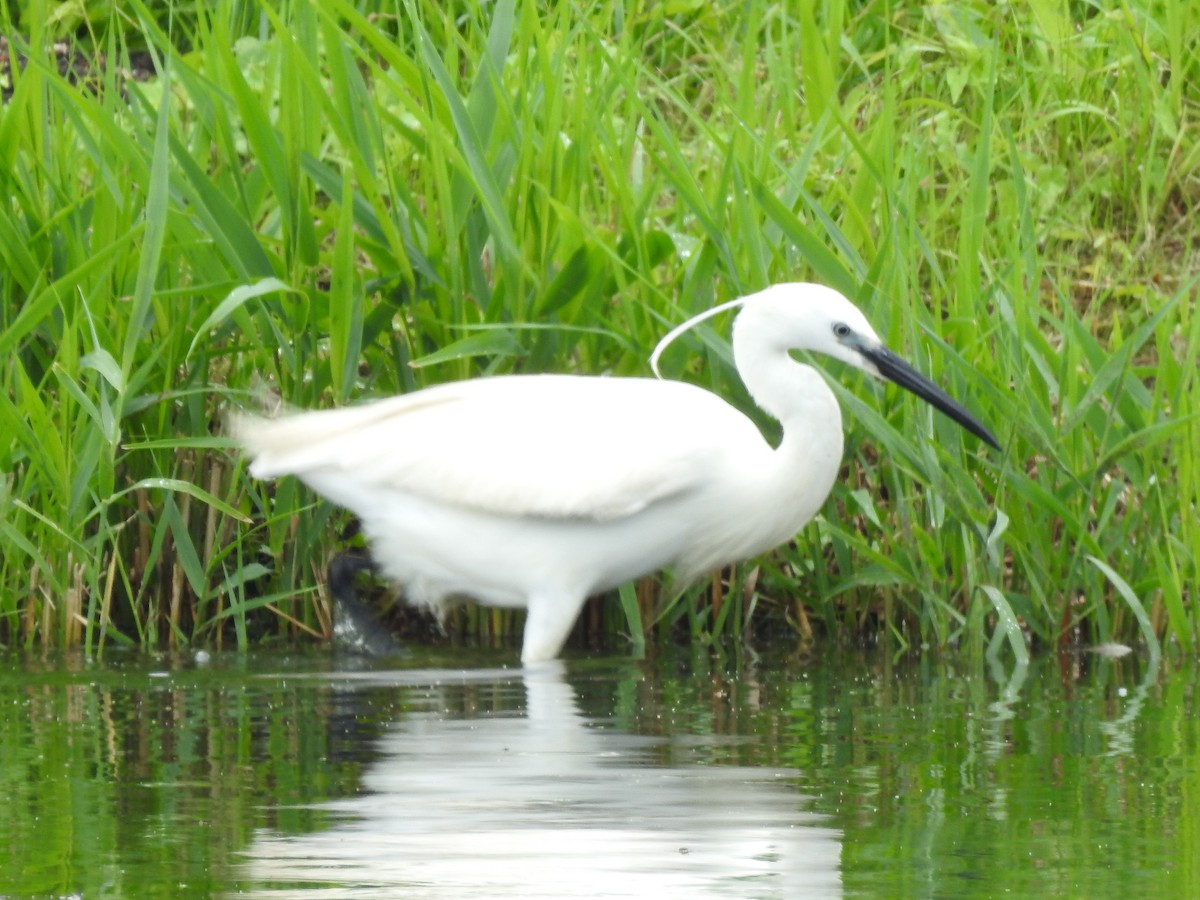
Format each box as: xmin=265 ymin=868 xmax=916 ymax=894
xmin=0 ymin=0 xmax=1196 ymax=657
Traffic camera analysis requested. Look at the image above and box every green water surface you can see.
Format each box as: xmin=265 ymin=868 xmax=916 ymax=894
xmin=0 ymin=645 xmax=1192 ymax=897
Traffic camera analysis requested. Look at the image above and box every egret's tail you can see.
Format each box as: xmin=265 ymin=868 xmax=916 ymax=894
xmin=230 ymin=407 xmax=370 ymax=479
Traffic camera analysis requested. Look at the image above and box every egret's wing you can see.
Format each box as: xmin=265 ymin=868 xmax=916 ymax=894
xmin=232 ymin=375 xmax=761 ymax=521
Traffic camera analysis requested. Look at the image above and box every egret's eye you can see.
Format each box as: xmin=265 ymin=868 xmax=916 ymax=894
xmin=832 ymin=322 xmax=852 ymax=339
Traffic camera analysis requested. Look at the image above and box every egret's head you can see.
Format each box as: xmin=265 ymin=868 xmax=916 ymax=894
xmin=733 ymin=283 xmax=1001 ymax=449
xmin=737 ymin=283 xmax=886 ymax=374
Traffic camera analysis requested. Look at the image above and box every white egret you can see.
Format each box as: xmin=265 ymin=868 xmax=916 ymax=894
xmin=232 ymin=283 xmax=998 ymax=663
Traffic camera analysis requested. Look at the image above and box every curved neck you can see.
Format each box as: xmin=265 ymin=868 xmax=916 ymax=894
xmin=732 ymin=303 xmax=846 ymax=524
xmin=733 ymin=303 xmax=843 ymax=436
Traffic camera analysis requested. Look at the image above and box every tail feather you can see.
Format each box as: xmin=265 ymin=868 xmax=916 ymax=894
xmin=229 ymin=408 xmax=367 ymax=479
xmin=229 ymin=395 xmax=436 ymax=479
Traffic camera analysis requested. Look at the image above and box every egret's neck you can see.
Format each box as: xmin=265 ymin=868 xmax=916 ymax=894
xmin=732 ymin=305 xmax=845 ymax=511
xmin=733 ymin=308 xmax=842 ymax=436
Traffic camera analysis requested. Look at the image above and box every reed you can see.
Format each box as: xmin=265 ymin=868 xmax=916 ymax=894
xmin=0 ymin=0 xmax=1195 ymax=657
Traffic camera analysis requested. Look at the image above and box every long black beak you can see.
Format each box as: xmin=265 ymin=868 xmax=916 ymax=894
xmin=859 ymin=345 xmax=1000 ymax=449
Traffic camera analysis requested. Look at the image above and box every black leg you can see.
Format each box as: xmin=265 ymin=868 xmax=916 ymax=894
xmin=327 ymin=550 xmax=403 ymax=657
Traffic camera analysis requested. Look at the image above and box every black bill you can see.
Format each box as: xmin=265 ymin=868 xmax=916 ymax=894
xmin=860 ymin=345 xmax=1000 ymax=449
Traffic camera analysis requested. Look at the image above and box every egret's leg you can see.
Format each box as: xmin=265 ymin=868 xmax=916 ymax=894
xmin=327 ymin=550 xmax=377 ymax=607
xmin=327 ymin=551 xmax=400 ymax=657
xmin=521 ymin=592 xmax=588 ymax=664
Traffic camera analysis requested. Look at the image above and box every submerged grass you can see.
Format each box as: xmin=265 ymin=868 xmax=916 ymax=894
xmin=0 ymin=0 xmax=1196 ymax=658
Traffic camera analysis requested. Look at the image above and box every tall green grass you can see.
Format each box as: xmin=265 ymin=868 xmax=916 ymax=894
xmin=0 ymin=0 xmax=1196 ymax=658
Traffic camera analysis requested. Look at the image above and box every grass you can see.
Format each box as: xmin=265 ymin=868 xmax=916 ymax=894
xmin=0 ymin=0 xmax=1196 ymax=658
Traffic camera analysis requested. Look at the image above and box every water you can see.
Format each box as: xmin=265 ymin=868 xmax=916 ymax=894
xmin=0 ymin=645 xmax=1193 ymax=897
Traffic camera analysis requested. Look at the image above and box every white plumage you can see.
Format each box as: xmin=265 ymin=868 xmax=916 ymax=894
xmin=233 ymin=283 xmax=997 ymax=663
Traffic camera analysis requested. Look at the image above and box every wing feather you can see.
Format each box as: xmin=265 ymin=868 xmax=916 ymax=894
xmin=232 ymin=376 xmax=764 ymax=521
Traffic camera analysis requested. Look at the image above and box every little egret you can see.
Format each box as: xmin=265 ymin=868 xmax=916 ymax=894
xmin=233 ymin=283 xmax=998 ymax=663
